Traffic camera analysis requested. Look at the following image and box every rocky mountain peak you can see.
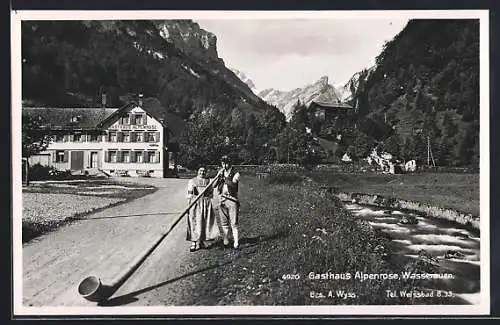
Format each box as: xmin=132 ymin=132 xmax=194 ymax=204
xmin=156 ymin=20 xmax=220 ymax=62
xmin=258 ymin=76 xmax=349 ymax=120
xmin=317 ymin=75 xmax=329 ymax=87
xmin=230 ymin=68 xmax=257 ymax=92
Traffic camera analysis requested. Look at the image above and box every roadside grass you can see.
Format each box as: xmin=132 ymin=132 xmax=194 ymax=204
xmin=307 ymin=172 xmax=479 ymax=216
xmin=182 ymin=174 xmax=465 ymax=305
xmin=22 ymin=180 xmax=157 ymax=243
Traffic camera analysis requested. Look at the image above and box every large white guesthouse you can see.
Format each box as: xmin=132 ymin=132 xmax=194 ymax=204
xmin=23 ymin=98 xmax=180 ymax=178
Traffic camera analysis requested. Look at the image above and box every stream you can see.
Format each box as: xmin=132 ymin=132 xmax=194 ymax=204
xmin=343 ymin=202 xmax=481 ymax=305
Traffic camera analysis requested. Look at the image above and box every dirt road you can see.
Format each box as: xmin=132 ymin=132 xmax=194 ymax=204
xmin=22 ymin=177 xmax=217 ymax=307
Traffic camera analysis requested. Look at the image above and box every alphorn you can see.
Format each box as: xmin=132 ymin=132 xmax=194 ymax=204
xmin=77 ymin=173 xmax=221 ymax=303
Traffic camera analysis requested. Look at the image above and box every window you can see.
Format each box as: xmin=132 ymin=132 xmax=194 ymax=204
xmin=135 ymin=132 xmax=143 ymax=142
xmin=135 ymin=151 xmax=143 ymax=163
xmin=55 ymin=151 xmax=66 ymax=163
xmin=109 ymin=151 xmax=117 ymax=163
xmin=134 ymin=114 xmax=143 ymax=125
xmin=123 ymin=132 xmax=130 ymax=143
xmin=55 ymin=134 xmax=64 ymax=142
xmin=148 ymin=151 xmax=156 ymax=163
xmin=109 ymin=132 xmax=117 ymax=142
xmin=147 ymin=133 xmax=156 ymax=142
xmin=120 ymin=114 xmax=130 ymax=125
xmin=90 ymin=134 xmax=99 ymax=142
xmin=122 ymin=151 xmax=130 ymax=163
xmin=74 ymin=134 xmax=83 ymax=142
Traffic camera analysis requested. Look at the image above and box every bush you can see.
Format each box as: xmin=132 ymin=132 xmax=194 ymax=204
xmin=28 ymin=163 xmax=73 ymax=181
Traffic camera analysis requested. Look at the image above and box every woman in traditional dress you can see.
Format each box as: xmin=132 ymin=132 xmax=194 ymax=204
xmin=186 ymin=167 xmax=219 ymax=252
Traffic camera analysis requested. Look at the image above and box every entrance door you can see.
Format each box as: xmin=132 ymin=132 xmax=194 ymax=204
xmin=90 ymin=152 xmax=99 ymax=168
xmin=70 ymin=151 xmax=84 ymax=171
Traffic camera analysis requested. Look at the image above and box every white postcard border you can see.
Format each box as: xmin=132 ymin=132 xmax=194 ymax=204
xmin=11 ymin=9 xmax=491 ymax=316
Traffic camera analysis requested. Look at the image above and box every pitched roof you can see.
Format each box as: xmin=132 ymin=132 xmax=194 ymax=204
xmin=96 ymin=99 xmax=186 ymax=140
xmin=22 ymin=107 xmax=118 ymax=130
xmin=311 ymin=88 xmax=352 ymax=109
xmin=22 ymin=99 xmax=187 ymax=140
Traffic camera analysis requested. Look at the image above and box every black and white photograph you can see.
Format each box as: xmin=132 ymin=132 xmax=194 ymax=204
xmin=11 ymin=10 xmax=490 ymax=316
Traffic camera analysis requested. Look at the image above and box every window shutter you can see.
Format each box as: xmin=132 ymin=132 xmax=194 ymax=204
xmin=130 ymin=151 xmax=136 ymax=163
xmin=63 ymin=151 xmax=69 ymax=163
xmin=155 ymin=132 xmax=160 ymax=143
xmin=143 ymin=132 xmax=148 ymax=142
xmin=116 ymin=151 xmax=121 ymax=163
xmin=142 ymin=115 xmax=147 ymax=125
xmin=117 ymin=132 xmax=123 ymax=142
xmin=106 ymin=133 xmax=110 ymax=142
xmin=130 ymin=114 xmax=136 ymax=125
xmin=52 ymin=152 xmax=57 ymax=163
xmin=156 ymin=151 xmax=160 ymax=163
xmin=130 ymin=132 xmax=136 ymax=143
xmin=118 ymin=117 xmax=123 ymax=125
xmin=69 ymin=134 xmax=74 ymax=142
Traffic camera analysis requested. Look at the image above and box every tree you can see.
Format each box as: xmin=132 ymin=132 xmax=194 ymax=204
xmin=290 ymin=100 xmax=309 ymax=131
xmin=401 ymin=137 xmax=416 ymax=162
xmin=380 ymin=134 xmax=402 ymax=158
xmin=350 ymin=129 xmax=375 ymax=160
xmin=291 ymin=131 xmax=326 ymax=168
xmin=22 ymin=116 xmax=52 ymax=158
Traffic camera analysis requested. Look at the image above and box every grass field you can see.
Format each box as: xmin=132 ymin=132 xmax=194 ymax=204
xmin=307 ymin=172 xmax=480 ymax=216
xmin=22 ymin=180 xmax=157 ymax=242
xmin=180 ymin=174 xmax=469 ymax=305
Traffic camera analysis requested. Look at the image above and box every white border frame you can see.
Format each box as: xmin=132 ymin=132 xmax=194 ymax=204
xmin=11 ymin=9 xmax=490 ymax=316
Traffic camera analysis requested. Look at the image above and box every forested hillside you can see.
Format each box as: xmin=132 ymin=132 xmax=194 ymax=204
xmin=21 ymin=20 xmax=290 ymax=167
xmin=346 ymin=19 xmax=479 ymax=167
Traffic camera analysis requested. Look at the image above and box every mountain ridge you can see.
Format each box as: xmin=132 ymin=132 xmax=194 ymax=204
xmin=258 ymin=76 xmax=349 ymax=120
xmin=22 ymin=19 xmax=269 ymax=118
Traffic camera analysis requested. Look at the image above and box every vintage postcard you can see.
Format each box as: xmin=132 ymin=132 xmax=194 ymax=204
xmin=11 ymin=9 xmax=490 ymax=317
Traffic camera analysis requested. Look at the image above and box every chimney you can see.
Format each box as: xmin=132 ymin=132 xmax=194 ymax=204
xmin=101 ymin=93 xmax=107 ymax=108
xmin=138 ymin=93 xmax=143 ymax=107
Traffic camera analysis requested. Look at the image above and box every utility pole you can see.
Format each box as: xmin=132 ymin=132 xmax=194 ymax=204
xmin=427 ymin=136 xmax=430 ymax=166
xmin=427 ymin=135 xmax=436 ymax=167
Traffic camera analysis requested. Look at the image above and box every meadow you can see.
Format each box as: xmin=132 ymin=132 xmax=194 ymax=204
xmin=180 ymin=172 xmax=475 ymax=305
xmin=21 ymin=180 xmax=157 ymax=242
xmin=306 ymin=171 xmax=480 ymax=216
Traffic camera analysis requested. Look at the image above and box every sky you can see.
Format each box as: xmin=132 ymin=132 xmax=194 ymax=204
xmin=197 ymin=18 xmax=409 ymax=92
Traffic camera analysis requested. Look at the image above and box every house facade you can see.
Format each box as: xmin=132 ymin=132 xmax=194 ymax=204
xmin=308 ymin=88 xmax=354 ymax=139
xmin=23 ymin=100 xmax=175 ymax=178
xmin=309 ymin=88 xmax=353 ymax=122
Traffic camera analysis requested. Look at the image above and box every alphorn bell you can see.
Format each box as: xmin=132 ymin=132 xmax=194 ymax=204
xmin=77 ymin=171 xmax=222 ymax=303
